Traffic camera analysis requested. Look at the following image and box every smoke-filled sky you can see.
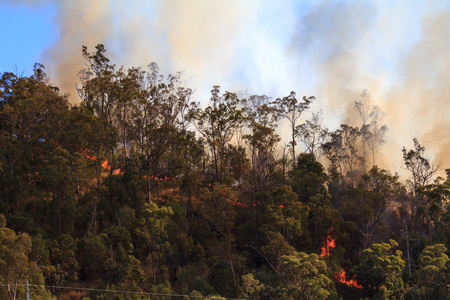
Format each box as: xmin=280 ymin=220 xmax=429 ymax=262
xmin=1 ymin=0 xmax=449 ymax=176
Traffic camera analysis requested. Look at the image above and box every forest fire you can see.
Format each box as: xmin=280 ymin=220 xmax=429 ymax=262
xmin=145 ymin=175 xmax=182 ymax=182
xmin=3 ymin=2 xmax=450 ymax=297
xmin=81 ymin=148 xmax=96 ymax=160
xmin=102 ymin=159 xmax=111 ymax=170
xmin=113 ymin=168 xmax=123 ymax=175
xmin=226 ymin=197 xmax=246 ymax=208
xmin=224 ymin=197 xmax=266 ymax=208
xmin=320 ymin=233 xmax=336 ymax=258
xmin=319 ymin=228 xmax=363 ymax=289
xmin=335 ymin=269 xmax=363 ymax=289
xmin=81 ymin=150 xmax=123 ymax=175
xmin=101 ymin=159 xmax=123 ymax=175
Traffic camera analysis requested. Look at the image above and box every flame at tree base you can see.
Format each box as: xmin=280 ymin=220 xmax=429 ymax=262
xmin=318 ymin=229 xmax=362 ymax=289
xmin=335 ymin=269 xmax=363 ymax=289
xmin=320 ymin=233 xmax=336 ymax=258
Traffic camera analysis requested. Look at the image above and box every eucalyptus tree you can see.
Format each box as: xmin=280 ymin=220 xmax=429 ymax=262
xmin=30 ymin=63 xmax=50 ymax=84
xmin=0 ymin=71 xmax=70 ymax=211
xmin=321 ymin=124 xmax=363 ymax=186
xmin=401 ymin=139 xmax=441 ymax=245
xmin=78 ymin=44 xmax=117 ymax=129
xmin=365 ymin=106 xmax=388 ymax=166
xmin=135 ymin=201 xmax=173 ymax=283
xmin=197 ymin=183 xmax=239 ymax=284
xmin=354 ymin=90 xmax=371 ymax=161
xmin=409 ymin=244 xmax=450 ymax=298
xmin=58 ymin=104 xmax=105 ymax=204
xmin=114 ymin=66 xmax=146 ymax=159
xmin=344 ymin=166 xmax=403 ymax=249
xmin=41 ymin=148 xmax=76 ymax=237
xmin=274 ymin=92 xmax=315 ymax=170
xmin=296 ymin=110 xmax=328 ymax=159
xmin=189 ymin=86 xmax=245 ymax=183
xmin=0 ymin=216 xmax=36 ymax=300
xmin=402 ymin=138 xmax=439 ymax=193
xmin=243 ymin=94 xmax=280 ymax=197
xmin=279 ymin=251 xmax=337 ymax=300
xmin=354 ymin=90 xmax=388 ymax=167
xmin=416 ymin=176 xmax=450 ymax=244
xmin=77 ymin=45 xmax=119 ymax=185
xmin=356 ymin=240 xmax=405 ymax=300
xmin=127 ymin=63 xmax=194 ymax=201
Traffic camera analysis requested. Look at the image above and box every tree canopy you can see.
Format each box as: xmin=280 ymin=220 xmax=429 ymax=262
xmin=0 ymin=44 xmax=448 ymax=299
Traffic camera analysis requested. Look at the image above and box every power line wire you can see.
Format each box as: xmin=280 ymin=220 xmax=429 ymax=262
xmin=0 ymin=283 xmax=248 ymax=300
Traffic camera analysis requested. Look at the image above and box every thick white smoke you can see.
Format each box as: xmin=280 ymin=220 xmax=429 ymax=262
xmin=4 ymin=0 xmax=450 ymax=176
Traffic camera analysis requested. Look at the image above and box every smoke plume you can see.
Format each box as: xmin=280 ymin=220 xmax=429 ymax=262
xmin=4 ymin=0 xmax=450 ymax=175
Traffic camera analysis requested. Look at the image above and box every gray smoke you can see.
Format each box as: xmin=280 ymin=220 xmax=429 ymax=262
xmin=5 ymin=0 xmax=450 ymax=176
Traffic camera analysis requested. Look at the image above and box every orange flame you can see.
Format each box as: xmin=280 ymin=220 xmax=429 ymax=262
xmin=335 ymin=269 xmax=362 ymax=289
xmin=102 ymin=159 xmax=111 ymax=170
xmin=145 ymin=175 xmax=182 ymax=181
xmin=320 ymin=235 xmax=336 ymax=257
xmin=102 ymin=159 xmax=123 ymax=175
xmin=317 ymin=227 xmax=363 ymax=289
xmin=226 ymin=197 xmax=247 ymax=208
xmin=81 ymin=149 xmax=96 ymax=160
xmin=80 ymin=150 xmax=125 ymax=175
xmin=113 ymin=168 xmax=124 ymax=175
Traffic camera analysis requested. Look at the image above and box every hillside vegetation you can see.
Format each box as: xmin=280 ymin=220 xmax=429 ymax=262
xmin=0 ymin=45 xmax=448 ymax=299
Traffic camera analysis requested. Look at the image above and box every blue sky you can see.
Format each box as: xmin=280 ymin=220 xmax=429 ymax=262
xmin=0 ymin=0 xmax=449 ymax=173
xmin=0 ymin=2 xmax=58 ymax=75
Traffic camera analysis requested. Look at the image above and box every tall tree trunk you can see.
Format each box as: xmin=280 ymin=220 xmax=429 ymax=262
xmin=292 ymin=123 xmax=296 ymax=171
xmin=372 ymin=149 xmax=376 ymax=167
xmin=157 ymin=180 xmax=160 ymax=199
xmin=252 ymin=146 xmax=256 ymax=202
xmin=227 ymin=243 xmax=236 ymax=285
xmin=93 ymin=198 xmax=97 ymax=236
xmin=404 ymin=220 xmax=412 ymax=275
xmin=122 ymin=107 xmax=127 ymax=159
xmin=93 ymin=161 xmax=102 ymax=236
xmin=58 ymin=191 xmax=61 ymax=236
xmin=147 ymin=166 xmax=152 ymax=203
xmin=213 ymin=146 xmax=219 ymax=182
xmin=72 ymin=162 xmax=81 ymax=204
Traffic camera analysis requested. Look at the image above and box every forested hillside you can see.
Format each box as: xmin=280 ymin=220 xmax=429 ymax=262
xmin=0 ymin=45 xmax=448 ymax=300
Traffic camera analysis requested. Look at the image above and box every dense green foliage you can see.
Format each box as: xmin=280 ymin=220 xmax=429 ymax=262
xmin=0 ymin=46 xmax=448 ymax=299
